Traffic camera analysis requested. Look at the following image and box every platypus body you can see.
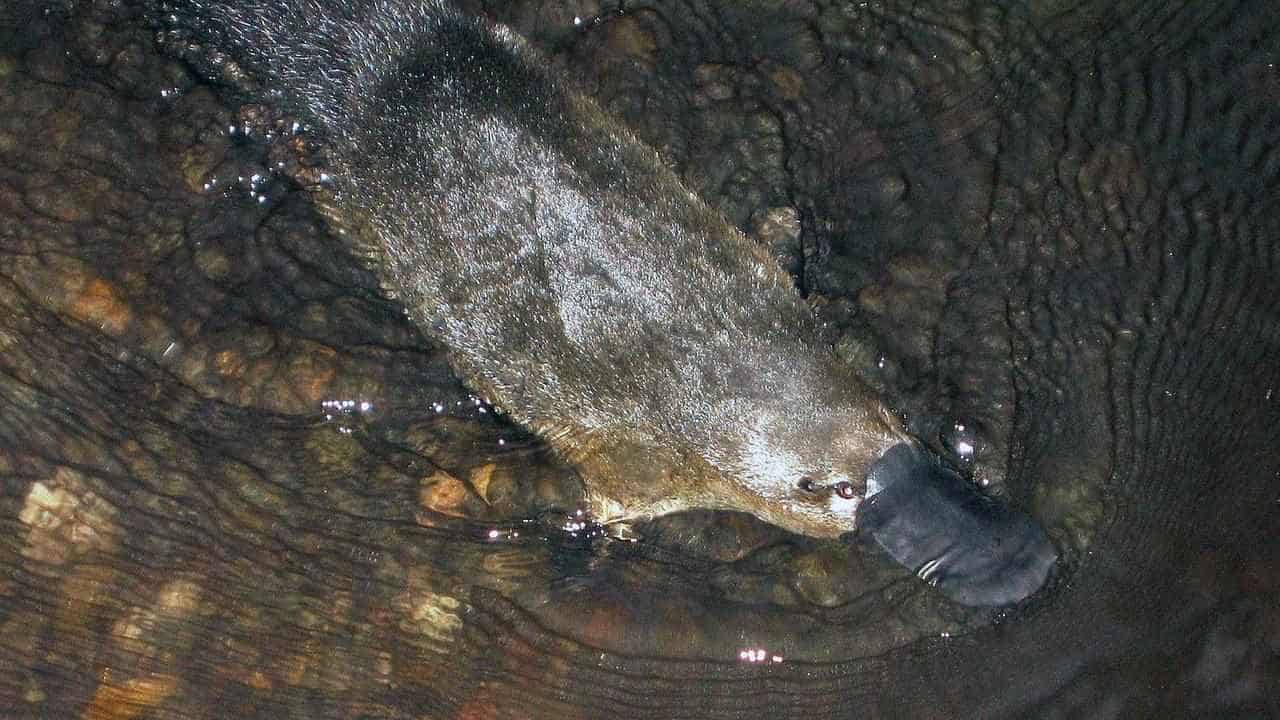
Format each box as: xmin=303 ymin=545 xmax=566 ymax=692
xmin=161 ymin=0 xmax=1055 ymax=603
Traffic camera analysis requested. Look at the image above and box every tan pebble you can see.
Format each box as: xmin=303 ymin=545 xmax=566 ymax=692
xmin=179 ymin=144 xmax=223 ymax=194
xmin=23 ymin=677 xmax=45 ymax=703
xmin=455 ymin=690 xmax=498 ymax=720
xmin=419 ymin=470 xmax=472 ymax=517
xmin=213 ymin=350 xmax=246 ymax=378
xmin=194 ymin=246 xmax=231 ymax=280
xmin=606 ymin=15 xmax=656 ymax=61
xmin=468 ymin=463 xmax=497 ymax=503
xmin=69 ymin=278 xmax=131 ymax=335
xmin=287 ymin=345 xmax=337 ymax=406
xmin=156 ymin=579 xmax=202 ymax=616
xmin=282 ymin=653 xmax=309 ymax=686
xmin=791 ymin=550 xmax=845 ymax=608
xmin=83 ymin=673 xmax=178 ymax=720
xmin=18 ymin=481 xmax=72 ymax=529
xmin=768 ymin=65 xmax=805 ymax=100
xmin=244 ymin=669 xmax=272 ymax=690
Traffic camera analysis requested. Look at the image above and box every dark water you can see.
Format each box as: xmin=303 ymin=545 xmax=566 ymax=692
xmin=1 ymin=1 xmax=1277 ymax=718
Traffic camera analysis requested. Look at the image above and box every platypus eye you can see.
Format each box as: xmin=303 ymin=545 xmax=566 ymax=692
xmin=833 ymin=481 xmax=857 ymax=500
xmin=797 ymin=477 xmax=817 ymax=493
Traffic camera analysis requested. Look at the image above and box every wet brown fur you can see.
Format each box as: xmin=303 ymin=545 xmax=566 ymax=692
xmin=163 ymin=0 xmax=909 ymax=537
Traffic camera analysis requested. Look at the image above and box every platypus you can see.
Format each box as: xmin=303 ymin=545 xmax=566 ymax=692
xmin=159 ymin=0 xmax=1055 ymax=603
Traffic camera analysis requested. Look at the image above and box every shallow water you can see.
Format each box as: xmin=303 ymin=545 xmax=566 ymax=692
xmin=1 ymin=1 xmax=1278 ymax=718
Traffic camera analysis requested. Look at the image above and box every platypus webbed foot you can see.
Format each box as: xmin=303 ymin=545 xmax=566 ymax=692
xmin=857 ymin=443 xmax=1057 ymax=606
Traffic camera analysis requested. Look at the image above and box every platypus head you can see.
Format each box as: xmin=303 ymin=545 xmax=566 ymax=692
xmin=563 ymin=384 xmax=907 ymax=539
xmin=721 ymin=409 xmax=1056 ymax=605
xmin=715 ymin=400 xmax=910 ymax=539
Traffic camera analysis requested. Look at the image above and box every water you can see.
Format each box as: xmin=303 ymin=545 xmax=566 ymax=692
xmin=0 ymin=1 xmax=1277 ymax=717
